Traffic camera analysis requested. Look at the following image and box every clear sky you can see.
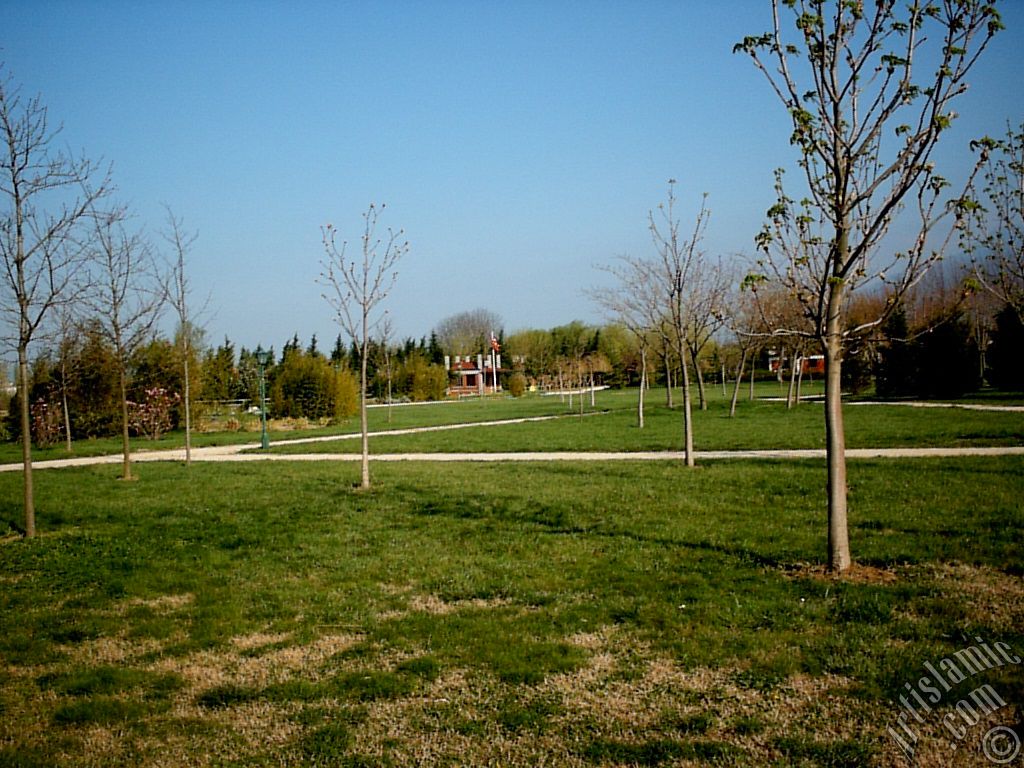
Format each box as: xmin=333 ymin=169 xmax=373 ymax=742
xmin=3 ymin=0 xmax=1023 ymax=353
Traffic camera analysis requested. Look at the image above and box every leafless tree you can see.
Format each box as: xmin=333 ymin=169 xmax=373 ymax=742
xmin=53 ymin=305 xmax=80 ymax=451
xmin=435 ymin=308 xmax=502 ymax=356
xmin=162 ymin=207 xmax=202 ymax=466
xmin=723 ymin=287 xmax=763 ymax=417
xmin=377 ymin=313 xmax=395 ymax=424
xmin=736 ymin=0 xmax=1000 ymax=572
xmin=0 ymin=67 xmax=111 ymax=536
xmin=592 ymin=256 xmax=660 ymax=428
xmin=321 ymin=203 xmax=408 ymax=489
xmin=84 ymin=208 xmax=166 ymax=480
xmin=681 ymin=255 xmax=732 ymax=411
xmin=649 ymin=181 xmax=709 ymax=467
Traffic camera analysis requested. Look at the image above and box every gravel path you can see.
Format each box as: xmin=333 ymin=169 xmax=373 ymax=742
xmin=3 ymin=442 xmax=1023 ymax=472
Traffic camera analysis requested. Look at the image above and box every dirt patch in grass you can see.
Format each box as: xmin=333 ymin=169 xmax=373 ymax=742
xmin=376 ymin=591 xmax=517 ymax=621
xmin=781 ymin=561 xmax=903 ymax=584
xmin=127 ymin=593 xmax=195 ymax=612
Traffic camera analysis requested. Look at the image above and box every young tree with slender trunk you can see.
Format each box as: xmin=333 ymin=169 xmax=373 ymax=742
xmin=681 ymin=255 xmax=732 ymax=411
xmin=321 ymin=203 xmax=408 ymax=490
xmin=162 ymin=208 xmax=201 ymax=466
xmin=0 ymin=67 xmax=110 ymax=536
xmin=592 ymin=255 xmax=661 ymax=429
xmin=966 ymin=122 xmax=1024 ymax=321
xmin=377 ymin=313 xmax=395 ymax=424
xmin=649 ymin=181 xmax=709 ymax=468
xmin=725 ymin=287 xmax=763 ymax=418
xmin=736 ymin=0 xmax=1001 ymax=572
xmin=85 ymin=209 xmax=166 ymax=481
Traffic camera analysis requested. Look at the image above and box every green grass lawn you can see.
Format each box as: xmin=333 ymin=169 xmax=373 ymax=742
xmin=0 ymin=392 xmax=580 ymax=464
xmin=268 ymin=387 xmax=1024 ymax=454
xmin=1 ymin=457 xmax=1021 ymax=766
xmin=4 ymin=385 xmax=1022 ymax=464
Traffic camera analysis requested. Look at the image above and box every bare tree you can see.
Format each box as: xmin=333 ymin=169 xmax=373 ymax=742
xmin=592 ymin=256 xmax=660 ymax=428
xmin=321 ymin=203 xmax=408 ymax=489
xmin=736 ymin=0 xmax=1000 ymax=572
xmin=435 ymin=308 xmax=502 ymax=356
xmin=649 ymin=181 xmax=709 ymax=468
xmin=681 ymin=255 xmax=732 ymax=411
xmin=162 ymin=208 xmax=203 ymax=467
xmin=377 ymin=313 xmax=395 ymax=424
xmin=53 ymin=305 xmax=80 ymax=451
xmin=967 ymin=122 xmax=1024 ymax=321
xmin=0 ymin=67 xmax=110 ymax=536
xmin=723 ymin=286 xmax=763 ymax=418
xmin=84 ymin=209 xmax=166 ymax=480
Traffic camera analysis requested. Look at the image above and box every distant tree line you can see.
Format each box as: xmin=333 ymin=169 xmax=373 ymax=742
xmin=3 ymin=329 xmax=455 ymax=444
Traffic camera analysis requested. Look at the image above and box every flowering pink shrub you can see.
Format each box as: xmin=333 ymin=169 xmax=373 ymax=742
xmin=31 ymin=398 xmax=61 ymax=448
xmin=128 ymin=387 xmax=181 ymax=440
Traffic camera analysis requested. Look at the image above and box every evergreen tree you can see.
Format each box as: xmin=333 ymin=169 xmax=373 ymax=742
xmin=914 ymin=313 xmax=980 ymax=399
xmin=988 ymin=304 xmax=1024 ymax=391
xmin=874 ymin=307 xmax=914 ymax=398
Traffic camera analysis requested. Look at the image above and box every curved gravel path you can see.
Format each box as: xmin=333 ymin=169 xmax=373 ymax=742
xmin=3 ymin=441 xmax=1023 ymax=472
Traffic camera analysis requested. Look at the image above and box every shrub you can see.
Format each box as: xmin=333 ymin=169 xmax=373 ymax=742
xmin=508 ymin=372 xmax=527 ymax=398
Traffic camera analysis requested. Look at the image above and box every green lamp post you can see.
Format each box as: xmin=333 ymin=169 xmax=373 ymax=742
xmin=255 ymin=346 xmax=272 ymax=450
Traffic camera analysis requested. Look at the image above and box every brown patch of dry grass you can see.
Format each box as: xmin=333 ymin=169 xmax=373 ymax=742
xmin=782 ymin=561 xmax=903 ymax=584
xmin=927 ymin=563 xmax=1024 ymax=633
xmin=127 ymin=593 xmax=195 ymax=612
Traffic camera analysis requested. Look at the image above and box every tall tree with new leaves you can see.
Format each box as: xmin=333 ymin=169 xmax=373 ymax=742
xmin=321 ymin=203 xmax=408 ymax=489
xmin=736 ymin=0 xmax=1001 ymax=572
xmin=967 ymin=122 xmax=1024 ymax=321
xmin=0 ymin=67 xmax=110 ymax=536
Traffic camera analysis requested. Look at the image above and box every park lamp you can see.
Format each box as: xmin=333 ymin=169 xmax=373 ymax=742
xmin=255 ymin=346 xmax=272 ymax=450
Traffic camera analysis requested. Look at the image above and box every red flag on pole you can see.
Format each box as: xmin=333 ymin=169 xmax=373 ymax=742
xmin=490 ymin=332 xmax=501 ymax=353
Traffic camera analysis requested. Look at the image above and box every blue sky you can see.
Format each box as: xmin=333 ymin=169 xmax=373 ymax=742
xmin=3 ymin=0 xmax=1023 ymax=353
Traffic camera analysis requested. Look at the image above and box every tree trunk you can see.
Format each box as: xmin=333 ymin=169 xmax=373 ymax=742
xmin=386 ymin=359 xmax=393 ymax=424
xmin=796 ymin=356 xmax=805 ymax=404
xmin=692 ymin=347 xmax=707 ymax=411
xmin=18 ymin=351 xmax=35 ymax=538
xmin=824 ymin=289 xmax=851 ymax=573
xmin=786 ymin=349 xmax=798 ymax=410
xmin=183 ymin=345 xmax=192 ymax=466
xmin=678 ymin=340 xmax=694 ymax=467
xmin=749 ymin=359 xmax=755 ymax=401
xmin=119 ymin=364 xmax=133 ymax=480
xmin=730 ymin=348 xmax=748 ymax=418
xmin=61 ymin=361 xmax=73 ymax=453
xmin=638 ymin=347 xmax=646 ymax=429
xmin=359 ymin=336 xmax=370 ymax=490
xmin=663 ymin=351 xmax=674 ymax=408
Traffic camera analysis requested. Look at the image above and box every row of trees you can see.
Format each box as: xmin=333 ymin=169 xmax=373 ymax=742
xmin=0 ymin=63 xmax=202 ymax=535
xmin=18 ymin=278 xmax=1014 ymax=450
xmin=8 ymin=327 xmax=462 ymax=442
xmin=584 ymin=1 xmax=1015 ymax=573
